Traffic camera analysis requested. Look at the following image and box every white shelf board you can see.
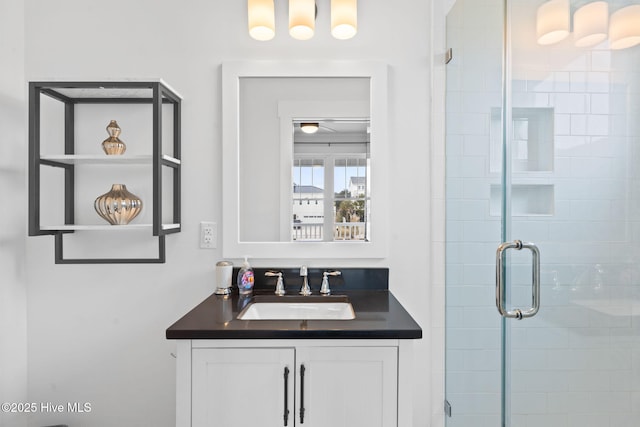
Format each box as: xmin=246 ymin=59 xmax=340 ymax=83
xmin=42 ymin=79 xmax=183 ymax=100
xmin=40 ymin=154 xmax=181 ymax=165
xmin=40 ymin=223 xmax=180 ymax=231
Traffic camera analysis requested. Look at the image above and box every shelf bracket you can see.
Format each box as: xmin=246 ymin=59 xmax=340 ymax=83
xmin=54 ymin=233 xmax=166 ymax=264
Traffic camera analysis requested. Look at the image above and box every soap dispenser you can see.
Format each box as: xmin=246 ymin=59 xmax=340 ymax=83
xmin=237 ymin=256 xmax=255 ymax=295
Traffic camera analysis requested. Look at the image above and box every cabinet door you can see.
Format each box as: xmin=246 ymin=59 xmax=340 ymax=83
xmin=192 ymin=348 xmax=295 ymax=427
xmin=296 ymin=346 xmax=398 ymax=427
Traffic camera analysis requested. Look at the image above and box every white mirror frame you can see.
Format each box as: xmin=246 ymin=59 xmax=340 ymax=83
xmin=222 ymin=60 xmax=389 ymax=259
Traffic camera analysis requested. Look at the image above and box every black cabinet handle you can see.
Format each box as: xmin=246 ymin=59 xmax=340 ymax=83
xmin=283 ymin=366 xmax=290 ymax=426
xmin=299 ymin=364 xmax=306 ymax=424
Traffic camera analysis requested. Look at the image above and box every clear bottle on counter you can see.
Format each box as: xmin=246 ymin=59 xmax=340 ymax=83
xmin=237 ymin=256 xmax=255 ymax=295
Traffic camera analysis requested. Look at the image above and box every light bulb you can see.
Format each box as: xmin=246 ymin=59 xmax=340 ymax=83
xmin=536 ymin=0 xmax=570 ymax=45
xmin=248 ymin=0 xmax=275 ymax=41
xmin=300 ymin=123 xmax=319 ymax=134
xmin=331 ymin=0 xmax=357 ymax=40
xmin=574 ymin=1 xmax=608 ymax=47
xmin=289 ymin=0 xmax=315 ymax=40
xmin=609 ymin=5 xmax=640 ymax=50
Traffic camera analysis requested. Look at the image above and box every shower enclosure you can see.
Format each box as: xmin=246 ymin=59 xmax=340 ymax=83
xmin=445 ymin=0 xmax=640 ymax=426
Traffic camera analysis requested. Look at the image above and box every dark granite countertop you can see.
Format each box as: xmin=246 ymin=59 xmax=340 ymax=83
xmin=166 ymin=268 xmax=422 ymax=340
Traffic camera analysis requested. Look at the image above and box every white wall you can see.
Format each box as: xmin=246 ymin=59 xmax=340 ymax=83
xmin=22 ymin=1 xmax=432 ymax=426
xmin=0 ymin=0 xmax=28 ymax=425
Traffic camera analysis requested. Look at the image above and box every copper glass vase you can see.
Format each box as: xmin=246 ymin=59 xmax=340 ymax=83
xmin=94 ymin=184 xmax=143 ymax=225
xmin=101 ymin=120 xmax=126 ymax=155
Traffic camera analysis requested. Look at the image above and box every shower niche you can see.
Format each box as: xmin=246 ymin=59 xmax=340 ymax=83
xmin=490 ymin=106 xmax=555 ymax=216
xmin=490 ymin=107 xmax=554 ymax=172
xmin=489 ymin=184 xmax=554 ymax=216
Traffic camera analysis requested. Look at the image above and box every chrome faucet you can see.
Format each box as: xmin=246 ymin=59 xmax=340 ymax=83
xmin=265 ymin=271 xmax=286 ymax=296
xmin=299 ymin=265 xmax=312 ymax=296
xmin=320 ymin=270 xmax=341 ymax=295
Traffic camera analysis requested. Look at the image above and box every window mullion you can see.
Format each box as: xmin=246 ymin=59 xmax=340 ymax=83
xmin=323 ymin=155 xmax=335 ymax=242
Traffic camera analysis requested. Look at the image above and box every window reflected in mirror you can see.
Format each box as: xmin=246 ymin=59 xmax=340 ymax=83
xmin=292 ymin=119 xmax=370 ymax=242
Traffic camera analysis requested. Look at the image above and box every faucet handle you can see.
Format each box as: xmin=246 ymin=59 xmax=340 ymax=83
xmin=265 ymin=271 xmax=285 ymax=296
xmin=300 ymin=265 xmax=308 ymax=276
xmin=320 ymin=270 xmax=341 ymax=295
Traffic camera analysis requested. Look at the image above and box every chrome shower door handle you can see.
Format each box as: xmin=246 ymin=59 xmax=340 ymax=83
xmin=496 ymin=240 xmax=540 ymax=320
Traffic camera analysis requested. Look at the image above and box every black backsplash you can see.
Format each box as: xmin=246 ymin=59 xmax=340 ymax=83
xmin=232 ymin=267 xmax=389 ymax=292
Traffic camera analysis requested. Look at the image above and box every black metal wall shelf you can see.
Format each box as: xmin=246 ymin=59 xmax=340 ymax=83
xmin=28 ymin=80 xmax=182 ymax=264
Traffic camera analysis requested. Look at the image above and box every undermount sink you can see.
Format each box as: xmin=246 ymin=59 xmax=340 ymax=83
xmin=237 ymin=295 xmax=355 ymax=320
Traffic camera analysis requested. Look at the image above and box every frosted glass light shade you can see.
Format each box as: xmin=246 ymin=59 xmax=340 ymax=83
xmin=289 ymin=0 xmax=315 ymax=40
xmin=331 ymin=0 xmax=357 ymax=40
xmin=574 ymin=1 xmax=608 ymax=47
xmin=248 ymin=0 xmax=275 ymax=41
xmin=300 ymin=123 xmax=319 ymax=133
xmin=609 ymin=5 xmax=640 ymax=50
xmin=536 ymin=0 xmax=570 ymax=45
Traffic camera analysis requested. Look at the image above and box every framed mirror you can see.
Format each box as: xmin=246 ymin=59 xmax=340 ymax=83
xmin=222 ymin=61 xmax=388 ymax=259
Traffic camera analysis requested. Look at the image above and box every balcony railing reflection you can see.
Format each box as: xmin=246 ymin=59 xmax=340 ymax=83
xmin=292 ymin=222 xmax=366 ymax=241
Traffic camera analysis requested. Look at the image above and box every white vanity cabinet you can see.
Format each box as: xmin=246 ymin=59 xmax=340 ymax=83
xmin=191 ymin=347 xmax=294 ymax=427
xmin=296 ymin=346 xmax=397 ymax=427
xmin=178 ymin=339 xmax=411 ymax=427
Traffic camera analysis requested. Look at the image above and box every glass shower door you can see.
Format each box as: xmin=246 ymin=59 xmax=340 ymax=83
xmin=445 ymin=1 xmax=640 ymax=426
xmin=445 ymin=0 xmax=507 ymax=425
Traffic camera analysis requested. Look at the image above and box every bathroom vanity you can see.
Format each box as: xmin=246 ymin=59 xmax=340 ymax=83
xmin=166 ymin=268 xmax=421 ymax=427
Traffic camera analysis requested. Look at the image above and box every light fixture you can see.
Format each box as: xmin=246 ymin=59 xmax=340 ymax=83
xmin=248 ymin=0 xmax=275 ymax=41
xmin=248 ymin=0 xmax=357 ymax=41
xmin=536 ymin=0 xmax=570 ymax=45
xmin=300 ymin=122 xmax=319 ymax=134
xmin=574 ymin=1 xmax=608 ymax=47
xmin=289 ymin=0 xmax=315 ymax=40
xmin=331 ymin=0 xmax=357 ymax=40
xmin=609 ymin=5 xmax=640 ymax=50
